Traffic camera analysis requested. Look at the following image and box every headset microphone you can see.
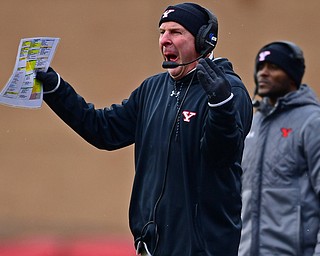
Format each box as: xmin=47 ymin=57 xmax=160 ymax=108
xmin=162 ymin=44 xmax=214 ymax=69
xmin=162 ymin=55 xmax=202 ymax=69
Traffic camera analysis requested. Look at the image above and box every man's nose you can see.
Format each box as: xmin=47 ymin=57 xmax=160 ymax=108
xmin=159 ymin=32 xmax=172 ymax=46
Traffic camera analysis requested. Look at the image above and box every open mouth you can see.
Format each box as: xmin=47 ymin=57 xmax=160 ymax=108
xmin=165 ymin=53 xmax=178 ymax=62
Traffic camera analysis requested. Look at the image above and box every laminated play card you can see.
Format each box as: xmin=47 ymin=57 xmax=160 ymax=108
xmin=0 ymin=37 xmax=60 ymax=108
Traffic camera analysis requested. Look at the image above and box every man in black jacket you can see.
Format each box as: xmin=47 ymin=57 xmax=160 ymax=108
xmin=36 ymin=3 xmax=252 ymax=255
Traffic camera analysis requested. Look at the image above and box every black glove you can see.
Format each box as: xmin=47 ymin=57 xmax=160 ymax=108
xmin=36 ymin=67 xmax=61 ymax=94
xmin=197 ymin=58 xmax=232 ymax=106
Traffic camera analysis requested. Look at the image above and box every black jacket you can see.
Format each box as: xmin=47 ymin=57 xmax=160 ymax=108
xmin=44 ymin=58 xmax=253 ymax=255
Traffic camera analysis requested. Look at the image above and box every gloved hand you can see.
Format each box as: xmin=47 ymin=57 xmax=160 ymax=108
xmin=197 ymin=58 xmax=233 ymax=106
xmin=36 ymin=67 xmax=61 ymax=94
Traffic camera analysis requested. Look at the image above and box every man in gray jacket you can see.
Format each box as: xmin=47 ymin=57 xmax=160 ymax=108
xmin=239 ymin=41 xmax=320 ymax=256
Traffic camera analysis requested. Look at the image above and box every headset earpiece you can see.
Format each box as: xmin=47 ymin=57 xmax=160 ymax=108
xmin=195 ymin=9 xmax=218 ymax=56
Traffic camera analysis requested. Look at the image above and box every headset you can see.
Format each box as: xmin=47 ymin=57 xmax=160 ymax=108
xmin=195 ymin=8 xmax=218 ymax=57
xmin=252 ymin=40 xmax=305 ymax=107
xmin=162 ymin=6 xmax=219 ymax=69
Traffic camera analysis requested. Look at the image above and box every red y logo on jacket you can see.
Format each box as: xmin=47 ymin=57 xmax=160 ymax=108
xmin=281 ymin=127 xmax=292 ymax=137
xmin=182 ymin=111 xmax=196 ymax=122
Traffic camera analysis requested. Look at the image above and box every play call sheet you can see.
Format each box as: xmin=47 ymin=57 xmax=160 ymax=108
xmin=0 ymin=37 xmax=60 ymax=108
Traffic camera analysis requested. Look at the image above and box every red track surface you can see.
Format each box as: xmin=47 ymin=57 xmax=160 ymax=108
xmin=0 ymin=237 xmax=136 ymax=256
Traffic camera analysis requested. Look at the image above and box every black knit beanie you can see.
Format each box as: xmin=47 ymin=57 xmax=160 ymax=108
xmin=255 ymin=42 xmax=305 ymax=87
xmin=159 ymin=3 xmax=208 ymax=39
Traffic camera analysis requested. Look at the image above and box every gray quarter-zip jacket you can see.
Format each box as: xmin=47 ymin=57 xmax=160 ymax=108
xmin=239 ymin=85 xmax=320 ymax=256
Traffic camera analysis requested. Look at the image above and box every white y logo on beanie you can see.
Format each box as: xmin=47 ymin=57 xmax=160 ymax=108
xmin=162 ymin=9 xmax=175 ymax=18
xmin=259 ymin=51 xmax=271 ymax=61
